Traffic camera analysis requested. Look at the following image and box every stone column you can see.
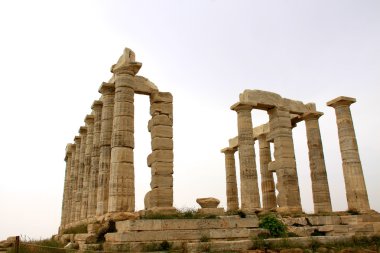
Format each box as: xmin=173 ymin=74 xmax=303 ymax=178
xmin=145 ymin=92 xmax=174 ymax=211
xmin=75 ymin=126 xmax=87 ymax=221
xmin=70 ymin=136 xmax=80 ymax=223
xmin=109 ymin=76 xmax=135 ymax=213
xmin=303 ymin=112 xmax=332 ymax=213
xmin=61 ymin=144 xmax=72 ymax=227
xmin=221 ymin=147 xmax=239 ymax=212
xmin=327 ymin=96 xmax=370 ymax=211
xmin=257 ymin=134 xmax=277 ymax=210
xmin=231 ymin=103 xmax=261 ymax=212
xmin=81 ymin=115 xmax=94 ymax=219
xmin=67 ymin=143 xmax=76 ymax=225
xmin=87 ymin=100 xmax=102 ymax=218
xmin=96 ymin=82 xmax=115 ymax=216
xmin=268 ymin=107 xmax=302 ymax=213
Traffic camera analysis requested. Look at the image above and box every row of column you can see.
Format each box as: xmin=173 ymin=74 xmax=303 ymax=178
xmin=223 ymin=96 xmax=369 ymax=214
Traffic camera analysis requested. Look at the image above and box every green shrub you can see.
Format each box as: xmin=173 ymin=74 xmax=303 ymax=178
xmin=259 ymin=214 xmax=287 ymax=238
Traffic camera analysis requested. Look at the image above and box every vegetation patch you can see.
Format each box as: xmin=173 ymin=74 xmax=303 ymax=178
xmin=259 ymin=214 xmax=287 ymax=238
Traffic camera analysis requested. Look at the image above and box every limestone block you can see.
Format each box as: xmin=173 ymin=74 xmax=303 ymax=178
xmin=104 ymin=212 xmax=139 ymax=222
xmin=111 ymin=147 xmax=133 ymax=163
xmin=151 ymin=137 xmax=173 ymax=150
xmin=340 ymin=215 xmax=360 ymax=225
xmin=112 ymin=116 xmax=134 ymax=133
xmin=196 ymin=197 xmax=220 ymax=208
xmin=282 ymin=217 xmax=308 ymax=226
xmin=349 ymin=224 xmax=374 ymax=233
xmin=148 ymin=114 xmax=173 ymax=130
xmin=147 ymin=150 xmax=173 ymax=167
xmin=151 ymin=162 xmax=173 ymax=175
xmin=150 ymin=175 xmax=173 ymax=188
xmin=150 ymin=102 xmax=173 ymax=116
xmin=186 ymin=240 xmax=252 ymax=253
xmin=73 ymin=233 xmax=96 ymax=243
xmin=111 ymin=130 xmax=134 ymax=148
xmin=306 ymin=216 xmax=342 ymax=226
xmin=287 ymin=226 xmax=315 ymax=237
xmin=198 ymin=207 xmax=224 ymax=216
xmin=151 ymin=125 xmax=173 ymax=139
xmin=150 ymin=92 xmax=173 ymax=103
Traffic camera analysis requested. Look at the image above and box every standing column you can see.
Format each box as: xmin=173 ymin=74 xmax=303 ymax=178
xmin=257 ymin=134 xmax=277 ymax=210
xmin=303 ymin=112 xmax=332 ymax=213
xmin=76 ymin=126 xmax=87 ymax=221
xmin=231 ymin=103 xmax=261 ymax=212
xmin=61 ymin=144 xmax=73 ymax=228
xmin=109 ymin=76 xmax=135 ymax=213
xmin=88 ymin=100 xmax=102 ymax=218
xmin=71 ymin=136 xmax=81 ymax=222
xmin=327 ymin=96 xmax=370 ymax=211
xmin=221 ymin=147 xmax=239 ymax=212
xmin=96 ymin=82 xmax=115 ymax=216
xmin=67 ymin=143 xmax=76 ymax=225
xmin=268 ymin=107 xmax=302 ymax=213
xmin=81 ymin=115 xmax=94 ymax=219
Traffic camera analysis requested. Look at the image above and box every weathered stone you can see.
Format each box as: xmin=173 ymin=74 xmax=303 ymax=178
xmin=151 ymin=137 xmax=173 ymax=150
xmin=147 ymin=150 xmax=173 ymax=166
xmin=198 ymin=207 xmax=225 ymax=216
xmin=221 ymin=147 xmax=239 ymax=211
xmin=196 ymin=197 xmax=220 ymax=208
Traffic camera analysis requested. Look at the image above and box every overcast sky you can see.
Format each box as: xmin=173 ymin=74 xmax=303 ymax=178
xmin=0 ymin=0 xmax=379 ymax=240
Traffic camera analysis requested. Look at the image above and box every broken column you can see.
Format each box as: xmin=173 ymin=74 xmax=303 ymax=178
xmin=61 ymin=144 xmax=73 ymax=227
xmin=257 ymin=134 xmax=277 ymax=210
xmin=96 ymin=82 xmax=115 ymax=216
xmin=303 ymin=112 xmax=332 ymax=213
xmin=145 ymin=92 xmax=174 ymax=212
xmin=231 ymin=103 xmax=261 ymax=212
xmin=221 ymin=147 xmax=239 ymax=212
xmin=268 ymin=107 xmax=302 ymax=213
xmin=87 ymin=100 xmax=102 ymax=218
xmin=327 ymin=96 xmax=370 ymax=212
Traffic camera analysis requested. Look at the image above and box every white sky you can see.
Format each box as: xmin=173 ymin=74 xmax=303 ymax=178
xmin=0 ymin=0 xmax=379 ymax=240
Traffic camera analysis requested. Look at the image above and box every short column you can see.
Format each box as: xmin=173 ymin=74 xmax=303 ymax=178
xmin=221 ymin=147 xmax=239 ymax=212
xmin=61 ymin=144 xmax=73 ymax=228
xmin=327 ymin=96 xmax=370 ymax=211
xmin=257 ymin=134 xmax=277 ymax=210
xmin=76 ymin=126 xmax=87 ymax=221
xmin=87 ymin=100 xmax=102 ymax=218
xmin=303 ymin=112 xmax=332 ymax=213
xmin=81 ymin=115 xmax=94 ymax=219
xmin=96 ymin=82 xmax=115 ymax=216
xmin=231 ymin=103 xmax=261 ymax=212
xmin=268 ymin=107 xmax=302 ymax=213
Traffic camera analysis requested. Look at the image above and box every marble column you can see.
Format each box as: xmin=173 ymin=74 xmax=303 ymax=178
xmin=268 ymin=107 xmax=302 ymax=213
xmin=96 ymin=82 xmax=115 ymax=216
xmin=327 ymin=96 xmax=370 ymax=211
xmin=231 ymin=103 xmax=261 ymax=212
xmin=303 ymin=112 xmax=332 ymax=213
xmin=257 ymin=134 xmax=277 ymax=210
xmin=81 ymin=115 xmax=94 ymax=219
xmin=67 ymin=143 xmax=76 ymax=225
xmin=221 ymin=147 xmax=239 ymax=212
xmin=70 ymin=136 xmax=81 ymax=222
xmin=109 ymin=76 xmax=135 ymax=213
xmin=61 ymin=144 xmax=72 ymax=227
xmin=87 ymin=100 xmax=102 ymax=218
xmin=75 ymin=126 xmax=87 ymax=221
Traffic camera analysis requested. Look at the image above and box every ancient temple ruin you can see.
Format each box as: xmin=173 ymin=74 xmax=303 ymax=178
xmin=57 ymin=48 xmax=378 ymax=253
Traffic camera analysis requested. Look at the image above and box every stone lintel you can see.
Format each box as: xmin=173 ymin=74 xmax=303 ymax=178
xmin=221 ymin=147 xmax=237 ymax=153
xmin=326 ymin=96 xmax=356 ymax=107
xmin=230 ymin=102 xmax=255 ymax=111
xmin=84 ymin=114 xmax=95 ymax=123
xmin=302 ymin=111 xmax=324 ymax=121
xmin=98 ymin=82 xmax=115 ymax=94
xmin=79 ymin=126 xmax=87 ymax=134
xmin=91 ymin=100 xmax=103 ymax=109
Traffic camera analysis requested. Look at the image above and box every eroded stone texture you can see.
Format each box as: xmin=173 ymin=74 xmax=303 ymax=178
xmin=231 ymin=103 xmax=261 ymax=212
xmin=268 ymin=107 xmax=301 ymax=213
xmin=76 ymin=126 xmax=87 ymax=221
xmin=87 ymin=100 xmax=102 ymax=218
xmin=69 ymin=140 xmax=79 ymax=223
xmin=97 ymin=83 xmax=115 ymax=216
xmin=61 ymin=144 xmax=73 ymax=227
xmin=221 ymin=147 xmax=239 ymax=211
xmin=303 ymin=112 xmax=332 ymax=213
xmin=196 ymin=197 xmax=220 ymax=208
xmin=257 ymin=134 xmax=276 ymax=210
xmin=327 ymin=96 xmax=370 ymax=212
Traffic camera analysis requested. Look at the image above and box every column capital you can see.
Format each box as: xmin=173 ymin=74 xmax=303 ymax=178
xmin=91 ymin=100 xmax=103 ymax=109
xmin=111 ymin=48 xmax=142 ymax=76
xmin=230 ymin=102 xmax=254 ymax=112
xmin=98 ymin=82 xmax=115 ymax=95
xmin=302 ymin=111 xmax=324 ymax=121
xmin=84 ymin=114 xmax=95 ymax=124
xmin=221 ymin=147 xmax=237 ymax=154
xmin=327 ymin=96 xmax=356 ymax=108
xmin=79 ymin=126 xmax=87 ymax=135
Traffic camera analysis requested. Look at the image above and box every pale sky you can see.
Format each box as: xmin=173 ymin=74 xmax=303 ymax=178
xmin=0 ymin=0 xmax=379 ymax=240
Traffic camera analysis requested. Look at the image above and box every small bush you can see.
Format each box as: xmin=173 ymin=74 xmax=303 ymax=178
xmin=259 ymin=214 xmax=287 ymax=238
xmin=200 ymin=235 xmax=210 ymax=242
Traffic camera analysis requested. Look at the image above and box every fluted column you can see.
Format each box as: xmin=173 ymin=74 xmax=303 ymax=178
xmin=327 ymin=96 xmax=370 ymax=212
xmin=96 ymin=82 xmax=115 ymax=216
xmin=61 ymin=144 xmax=73 ymax=227
xmin=87 ymin=100 xmax=102 ymax=218
xmin=231 ymin=103 xmax=261 ymax=212
xmin=75 ymin=126 xmax=87 ymax=221
xmin=221 ymin=147 xmax=239 ymax=212
xmin=67 ymin=143 xmax=76 ymax=225
xmin=81 ymin=115 xmax=94 ymax=219
xmin=70 ymin=137 xmax=80 ymax=223
xmin=257 ymin=134 xmax=276 ymax=210
xmin=268 ymin=107 xmax=302 ymax=213
xmin=303 ymin=112 xmax=332 ymax=213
